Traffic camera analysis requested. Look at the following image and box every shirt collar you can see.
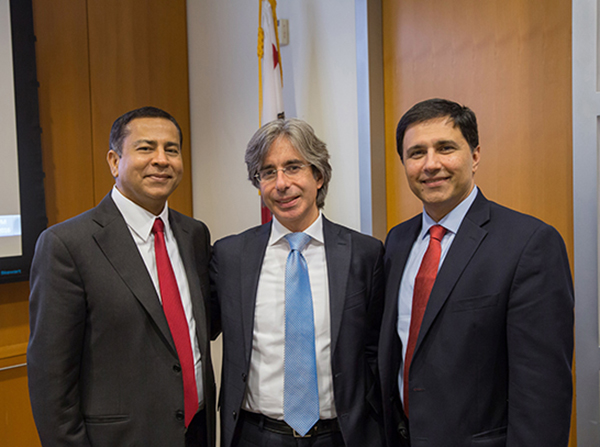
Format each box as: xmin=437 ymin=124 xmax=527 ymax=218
xmin=111 ymin=186 xmax=170 ymax=242
xmin=269 ymin=212 xmax=325 ymax=247
xmin=419 ymin=186 xmax=478 ymax=241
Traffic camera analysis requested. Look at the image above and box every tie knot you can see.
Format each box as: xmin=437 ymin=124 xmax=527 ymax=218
xmin=429 ymin=224 xmax=446 ymax=242
xmin=152 ymin=218 xmax=165 ymax=235
xmin=285 ymin=232 xmax=311 ymax=252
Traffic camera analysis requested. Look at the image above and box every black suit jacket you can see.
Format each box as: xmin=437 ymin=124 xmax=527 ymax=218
xmin=379 ymin=191 xmax=574 ymax=447
xmin=211 ymin=217 xmax=385 ymax=447
xmin=27 ymin=194 xmax=216 ymax=447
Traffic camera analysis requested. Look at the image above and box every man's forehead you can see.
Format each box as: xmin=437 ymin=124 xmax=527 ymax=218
xmin=404 ymin=116 xmax=462 ymax=145
xmin=126 ymin=117 xmax=176 ymax=131
xmin=407 ymin=116 xmax=455 ymax=132
xmin=124 ymin=117 xmax=180 ymax=142
xmin=263 ymin=137 xmax=305 ymax=165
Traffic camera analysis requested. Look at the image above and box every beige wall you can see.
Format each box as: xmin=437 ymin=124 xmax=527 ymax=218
xmin=187 ymin=0 xmax=364 ymax=241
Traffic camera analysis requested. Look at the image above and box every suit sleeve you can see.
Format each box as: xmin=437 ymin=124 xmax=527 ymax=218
xmin=366 ymin=242 xmax=385 ymax=374
xmin=365 ymin=241 xmax=385 ymax=419
xmin=27 ymin=229 xmax=92 ymax=447
xmin=506 ymin=224 xmax=574 ymax=446
xmin=208 ymin=242 xmax=222 ymax=340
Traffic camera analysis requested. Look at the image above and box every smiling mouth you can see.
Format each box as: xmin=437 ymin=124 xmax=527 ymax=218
xmin=276 ymin=196 xmax=299 ymax=208
xmin=421 ymin=177 xmax=449 ymax=186
xmin=146 ymin=173 xmax=171 ymax=181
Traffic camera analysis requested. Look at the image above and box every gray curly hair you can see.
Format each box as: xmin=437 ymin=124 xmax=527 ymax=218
xmin=245 ymin=118 xmax=332 ymax=208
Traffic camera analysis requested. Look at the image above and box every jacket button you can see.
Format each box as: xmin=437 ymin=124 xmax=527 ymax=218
xmin=175 ymin=410 xmax=184 ymax=421
xmin=173 ymin=364 xmax=181 ymax=373
xmin=233 ymin=411 xmax=237 ymax=420
xmin=241 ymin=373 xmax=247 ymax=382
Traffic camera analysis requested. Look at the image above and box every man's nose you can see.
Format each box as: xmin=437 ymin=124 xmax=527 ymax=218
xmin=275 ymin=169 xmax=290 ymax=190
xmin=152 ymin=148 xmax=169 ymax=165
xmin=423 ymin=150 xmax=441 ymax=171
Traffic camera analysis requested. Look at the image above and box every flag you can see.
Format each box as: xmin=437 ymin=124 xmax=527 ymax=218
xmin=258 ymin=0 xmax=284 ymax=223
xmin=259 ymin=0 xmax=284 ymax=126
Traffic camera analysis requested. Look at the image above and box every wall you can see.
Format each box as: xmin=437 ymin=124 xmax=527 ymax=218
xmin=382 ymin=0 xmax=575 ymax=444
xmin=383 ymin=0 xmax=573 ymax=246
xmin=187 ymin=0 xmax=362 ymax=241
xmin=572 ymin=0 xmax=600 ymax=443
xmin=0 ymin=1 xmax=193 ymax=445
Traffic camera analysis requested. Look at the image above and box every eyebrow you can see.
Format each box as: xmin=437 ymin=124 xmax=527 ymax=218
xmin=132 ymin=139 xmax=180 ymax=148
xmin=405 ymin=143 xmax=426 ymax=153
xmin=435 ymin=139 xmax=458 ymax=147
xmin=406 ymin=139 xmax=458 ymax=152
xmin=261 ymin=158 xmax=305 ymax=169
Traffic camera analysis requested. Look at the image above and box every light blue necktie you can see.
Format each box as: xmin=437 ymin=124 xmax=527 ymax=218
xmin=283 ymin=232 xmax=319 ymax=436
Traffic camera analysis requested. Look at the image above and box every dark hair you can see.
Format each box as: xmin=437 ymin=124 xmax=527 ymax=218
xmin=109 ymin=106 xmax=183 ymax=155
xmin=396 ymin=98 xmax=478 ymax=161
xmin=245 ymin=118 xmax=332 ymax=208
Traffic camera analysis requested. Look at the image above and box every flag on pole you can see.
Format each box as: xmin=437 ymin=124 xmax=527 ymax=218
xmin=258 ymin=0 xmax=285 ymax=223
xmin=259 ymin=0 xmax=284 ymax=126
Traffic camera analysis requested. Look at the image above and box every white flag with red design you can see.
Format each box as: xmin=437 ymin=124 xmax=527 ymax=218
xmin=260 ymin=0 xmax=284 ymax=125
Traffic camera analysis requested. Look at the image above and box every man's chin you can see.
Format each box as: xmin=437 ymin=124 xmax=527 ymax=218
xmin=145 ymin=186 xmax=178 ymax=200
xmin=272 ymin=209 xmax=297 ymax=222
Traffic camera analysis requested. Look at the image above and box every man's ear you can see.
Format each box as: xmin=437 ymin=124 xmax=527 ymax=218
xmin=471 ymin=145 xmax=481 ymax=174
xmin=107 ymin=150 xmax=120 ymax=178
xmin=311 ymin=166 xmax=324 ymax=188
xmin=315 ymin=172 xmax=324 ymax=190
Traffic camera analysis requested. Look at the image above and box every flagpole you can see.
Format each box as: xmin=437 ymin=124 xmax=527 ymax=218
xmin=258 ymin=0 xmax=285 ymax=224
xmin=258 ymin=0 xmax=264 ymax=126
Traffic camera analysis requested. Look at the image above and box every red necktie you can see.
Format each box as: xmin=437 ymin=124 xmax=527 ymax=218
xmin=403 ymin=224 xmax=446 ymax=418
xmin=152 ymin=218 xmax=198 ymax=427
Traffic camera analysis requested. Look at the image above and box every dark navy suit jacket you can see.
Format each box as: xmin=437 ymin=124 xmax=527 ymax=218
xmin=379 ymin=191 xmax=574 ymax=447
xmin=211 ymin=216 xmax=385 ymax=447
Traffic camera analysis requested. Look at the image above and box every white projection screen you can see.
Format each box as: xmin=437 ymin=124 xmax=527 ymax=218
xmin=0 ymin=0 xmax=21 ymax=258
xmin=0 ymin=0 xmax=46 ymax=283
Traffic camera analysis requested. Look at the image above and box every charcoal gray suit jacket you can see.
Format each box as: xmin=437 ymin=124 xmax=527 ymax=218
xmin=28 ymin=194 xmax=216 ymax=447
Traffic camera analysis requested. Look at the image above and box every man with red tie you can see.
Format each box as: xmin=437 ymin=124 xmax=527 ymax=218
xmin=379 ymin=98 xmax=574 ymax=446
xmin=27 ymin=107 xmax=215 ymax=446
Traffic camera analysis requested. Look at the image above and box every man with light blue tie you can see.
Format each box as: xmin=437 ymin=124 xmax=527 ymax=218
xmin=210 ymin=118 xmax=385 ymax=447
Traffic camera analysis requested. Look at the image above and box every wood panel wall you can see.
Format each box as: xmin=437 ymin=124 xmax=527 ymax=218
xmin=0 ymin=1 xmax=192 ymax=445
xmin=383 ymin=0 xmax=573 ymax=247
xmin=382 ymin=0 xmax=574 ymax=444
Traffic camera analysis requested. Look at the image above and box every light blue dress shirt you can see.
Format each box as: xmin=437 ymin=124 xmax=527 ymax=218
xmin=397 ymin=186 xmax=479 ymax=400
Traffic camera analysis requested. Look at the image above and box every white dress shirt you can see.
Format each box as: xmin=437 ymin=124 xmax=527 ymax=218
xmin=111 ymin=186 xmax=204 ymax=407
xmin=397 ymin=186 xmax=479 ymax=401
xmin=242 ymin=213 xmax=336 ymax=420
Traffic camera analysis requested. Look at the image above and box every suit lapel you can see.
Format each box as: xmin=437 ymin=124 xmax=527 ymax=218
xmin=385 ymin=216 xmax=422 ymax=319
xmin=170 ymin=211 xmax=209 ymax=355
xmin=415 ymin=192 xmax=490 ymax=354
xmin=323 ymin=218 xmax=351 ymax=355
xmin=383 ymin=216 xmax=421 ymax=373
xmin=91 ymin=195 xmax=176 ymax=355
xmin=241 ymin=223 xmax=271 ymax=360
